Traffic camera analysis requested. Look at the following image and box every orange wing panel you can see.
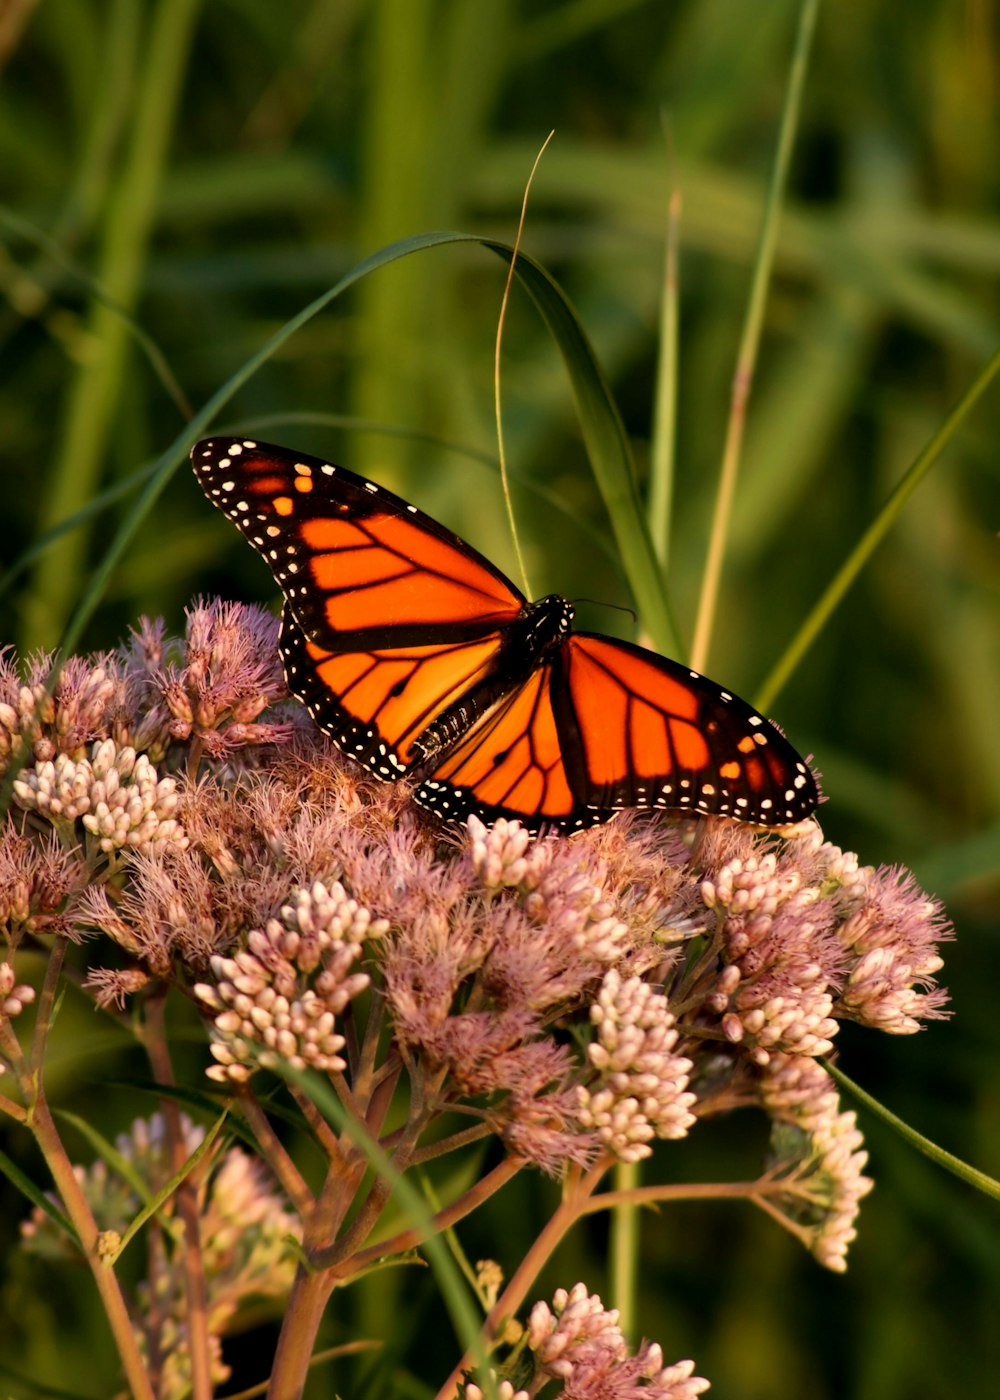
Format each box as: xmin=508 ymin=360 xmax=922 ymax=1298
xmin=304 ymin=633 xmax=502 ymax=764
xmin=428 ymin=666 xmax=576 ymax=818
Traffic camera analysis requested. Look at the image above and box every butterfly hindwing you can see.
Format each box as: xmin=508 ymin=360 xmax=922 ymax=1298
xmin=413 ymin=633 xmax=817 ymax=830
xmin=559 ymin=634 xmax=817 ymax=824
xmin=415 ymin=660 xmax=599 ymax=829
xmin=280 ymin=604 xmax=507 ymax=778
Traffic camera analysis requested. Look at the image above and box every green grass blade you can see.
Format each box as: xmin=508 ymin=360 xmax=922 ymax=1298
xmin=23 ymin=0 xmax=202 ymax=650
xmin=58 ymin=230 xmax=678 ymax=660
xmin=0 ymin=1144 xmax=80 ymax=1248
xmin=481 ymin=238 xmax=680 ymax=654
xmin=756 ymin=339 xmax=1000 ymax=710
xmin=281 ymin=1068 xmax=497 ymax=1398
xmin=827 ymin=1062 xmax=1000 ymax=1201
xmin=113 ymin=1108 xmax=229 ymax=1262
xmin=690 ymin=0 xmax=821 ymax=671
xmin=647 ymin=176 xmax=682 ymax=573
xmin=54 ymin=1109 xmax=154 ymax=1205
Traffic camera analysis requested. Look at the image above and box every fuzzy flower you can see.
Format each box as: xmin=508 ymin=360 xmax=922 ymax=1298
xmin=195 ymin=879 xmax=381 ymax=1082
xmin=467 ymin=813 xmax=536 ymax=890
xmin=152 ymin=598 xmax=292 ymax=756
xmin=577 ymin=970 xmax=696 ymax=1161
xmin=13 ymin=738 xmax=187 ymax=854
xmin=0 ymin=826 xmax=84 ymax=943
xmin=526 ymin=1283 xmax=710 ymax=1397
xmin=759 ymin=1054 xmax=874 ymax=1272
xmin=699 ymin=843 xmax=853 ymax=1064
xmin=0 ymin=647 xmax=52 ymax=772
xmin=77 ymin=845 xmax=219 ymax=980
xmin=835 ymin=865 xmax=951 ymax=1033
xmin=0 ymin=648 xmax=139 ymax=770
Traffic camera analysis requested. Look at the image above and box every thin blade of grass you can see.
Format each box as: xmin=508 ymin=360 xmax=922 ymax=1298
xmin=690 ymin=0 xmax=821 ymax=672
xmin=58 ymin=230 xmax=678 ymax=660
xmin=0 ymin=1145 xmax=80 ymax=1247
xmin=280 ymin=1067 xmax=498 ymax=1400
xmin=647 ymin=171 xmax=682 ymax=574
xmin=756 ymin=339 xmax=1000 ymax=711
xmin=112 ymin=1108 xmax=229 ymax=1262
xmin=826 ymin=1062 xmax=1000 ymax=1201
xmin=23 ymin=0 xmax=201 ymax=650
xmin=54 ymin=1109 xmax=154 ymax=1205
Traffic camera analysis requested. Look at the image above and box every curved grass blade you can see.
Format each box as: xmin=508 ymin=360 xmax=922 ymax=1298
xmin=826 ymin=1061 xmax=1000 ymax=1202
xmin=690 ymin=0 xmax=821 ymax=672
xmin=54 ymin=1108 xmax=154 ymax=1205
xmin=281 ymin=1066 xmax=498 ymax=1399
xmin=110 ymin=1108 xmax=229 ymax=1263
xmin=2 ymin=412 xmax=619 ymax=601
xmin=0 ymin=205 xmax=192 ymax=421
xmin=57 ymin=230 xmax=679 ymax=662
xmin=0 ymin=1144 xmax=80 ymax=1248
xmin=756 ymin=338 xmax=1000 ymax=711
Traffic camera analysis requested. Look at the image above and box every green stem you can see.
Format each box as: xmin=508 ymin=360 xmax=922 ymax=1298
xmin=29 ymin=1091 xmax=155 ymax=1399
xmin=22 ymin=0 xmax=201 ymax=649
xmin=609 ymin=1160 xmax=640 ymax=1336
xmin=690 ymin=0 xmax=820 ymax=672
xmin=648 ymin=176 xmax=681 ymax=573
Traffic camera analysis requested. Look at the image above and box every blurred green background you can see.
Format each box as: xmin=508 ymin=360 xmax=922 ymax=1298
xmin=1 ymin=1 xmax=998 ymax=1396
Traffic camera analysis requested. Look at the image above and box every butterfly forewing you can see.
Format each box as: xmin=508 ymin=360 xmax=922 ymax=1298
xmin=192 ymin=438 xmax=525 ymax=649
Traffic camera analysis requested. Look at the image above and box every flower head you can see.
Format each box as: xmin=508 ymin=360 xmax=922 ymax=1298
xmin=13 ymin=738 xmax=187 ymax=855
xmin=526 ymin=1283 xmax=710 ymax=1397
xmin=759 ymin=1054 xmax=874 ymax=1272
xmin=195 ymin=879 xmax=381 ymax=1082
xmin=153 ymin=598 xmax=292 ymax=755
xmin=577 ymin=970 xmax=696 ymax=1161
xmin=836 ymin=865 xmax=951 ymax=1032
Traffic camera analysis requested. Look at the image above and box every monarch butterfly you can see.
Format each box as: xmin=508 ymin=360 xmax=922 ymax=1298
xmin=191 ymin=437 xmax=819 ymax=833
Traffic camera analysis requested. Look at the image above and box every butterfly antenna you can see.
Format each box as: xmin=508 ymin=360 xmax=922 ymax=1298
xmin=574 ymin=597 xmax=639 ymax=626
xmin=494 ymin=129 xmax=555 ymax=600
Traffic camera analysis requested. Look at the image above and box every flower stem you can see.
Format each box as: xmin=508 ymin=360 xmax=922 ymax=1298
xmin=238 ymin=1087 xmax=314 ymax=1215
xmin=29 ymin=1090 xmax=156 ymax=1400
xmin=433 ymin=1159 xmax=610 ymax=1400
xmin=347 ymin=1155 xmax=524 ymax=1277
xmin=142 ymin=992 xmax=214 ymax=1400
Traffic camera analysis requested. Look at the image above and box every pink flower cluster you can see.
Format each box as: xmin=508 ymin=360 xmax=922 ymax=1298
xmin=0 ymin=601 xmax=954 ymax=1291
xmin=195 ymin=880 xmax=383 ymax=1081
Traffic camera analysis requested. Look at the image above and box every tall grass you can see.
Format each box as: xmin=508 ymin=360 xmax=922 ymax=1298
xmin=2 ymin=2 xmax=998 ymax=1396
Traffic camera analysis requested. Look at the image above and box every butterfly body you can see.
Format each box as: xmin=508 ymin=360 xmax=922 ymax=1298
xmin=192 ymin=438 xmax=819 ymax=833
xmin=408 ymin=593 xmax=574 ymax=766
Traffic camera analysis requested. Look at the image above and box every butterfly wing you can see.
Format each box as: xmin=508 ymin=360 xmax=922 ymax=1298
xmin=191 ymin=437 xmax=818 ymax=829
xmin=279 ymin=604 xmax=512 ymax=777
xmin=192 ymin=437 xmax=527 ymax=778
xmin=415 ymin=657 xmax=594 ymax=826
xmin=416 ymin=633 xmax=817 ymax=830
xmin=191 ymin=437 xmax=526 ymax=650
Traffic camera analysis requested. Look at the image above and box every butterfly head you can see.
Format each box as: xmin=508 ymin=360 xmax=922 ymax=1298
xmin=521 ymin=594 xmax=575 ymax=651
